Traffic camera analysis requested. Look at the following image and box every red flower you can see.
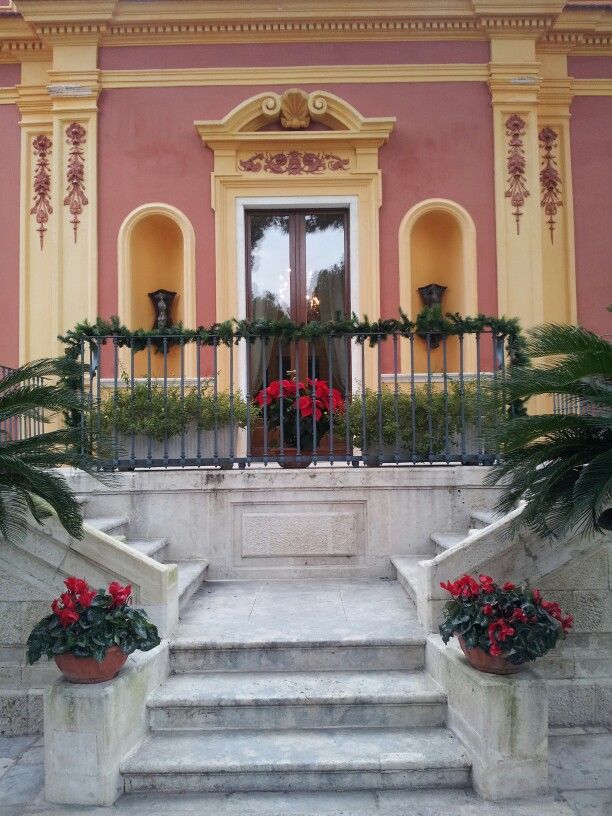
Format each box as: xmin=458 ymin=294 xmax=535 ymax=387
xmin=330 ymin=389 xmax=345 ymax=412
xmin=77 ymin=587 xmax=97 ymax=609
xmin=489 ymin=643 xmax=503 ymax=657
xmin=488 ymin=618 xmax=515 ymax=643
xmin=108 ymin=581 xmax=132 ymax=608
xmin=561 ymin=615 xmax=574 ymax=633
xmin=296 ymin=395 xmax=323 ymax=421
xmin=254 ymin=389 xmax=271 ymax=407
xmin=57 ymin=607 xmax=80 ymax=628
xmin=503 ymin=582 xmax=516 ymax=591
xmin=60 ymin=592 xmax=77 ymax=610
xmin=482 ymin=604 xmax=493 ymax=616
xmin=532 ymin=589 xmax=542 ymax=605
xmin=64 ymin=576 xmax=88 ymax=595
xmin=511 ymin=608 xmax=528 ymax=623
xmin=309 ymin=378 xmax=330 ymax=399
xmin=479 ymin=575 xmax=495 ymax=593
xmin=440 ymin=574 xmax=480 ymax=598
xmin=51 ymin=598 xmax=61 ymax=615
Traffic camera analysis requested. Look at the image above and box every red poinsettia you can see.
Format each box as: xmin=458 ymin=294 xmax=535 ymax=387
xmin=253 ymin=377 xmax=345 ymax=449
xmin=439 ymin=573 xmax=573 ymax=666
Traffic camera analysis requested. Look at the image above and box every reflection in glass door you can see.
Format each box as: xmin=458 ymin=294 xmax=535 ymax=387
xmin=246 ymin=210 xmax=350 ymax=397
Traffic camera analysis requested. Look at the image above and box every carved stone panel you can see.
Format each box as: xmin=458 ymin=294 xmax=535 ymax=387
xmin=232 ymin=499 xmax=366 ymax=564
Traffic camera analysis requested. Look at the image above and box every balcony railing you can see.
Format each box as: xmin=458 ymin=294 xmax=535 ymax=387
xmin=0 ymin=364 xmax=46 ymax=442
xmin=75 ymin=328 xmax=510 ymax=470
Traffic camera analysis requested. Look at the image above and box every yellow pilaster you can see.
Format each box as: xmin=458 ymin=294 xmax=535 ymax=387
xmin=17 ymin=59 xmax=54 ymax=364
xmin=536 ymin=50 xmax=577 ymax=325
xmin=489 ymin=37 xmax=545 ymax=330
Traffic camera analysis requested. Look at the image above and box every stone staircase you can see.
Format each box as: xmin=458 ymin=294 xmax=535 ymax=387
xmin=120 ymin=579 xmax=472 ymax=795
xmin=392 ymin=508 xmax=502 ymax=605
xmin=83 ymin=510 xmax=208 ymax=612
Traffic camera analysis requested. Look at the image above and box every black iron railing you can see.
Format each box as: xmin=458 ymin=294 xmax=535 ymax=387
xmin=77 ymin=329 xmax=508 ymax=470
xmin=0 ymin=364 xmax=46 ymax=441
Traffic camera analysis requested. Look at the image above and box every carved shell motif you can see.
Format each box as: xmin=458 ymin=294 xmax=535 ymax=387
xmin=280 ymin=89 xmax=310 ymax=130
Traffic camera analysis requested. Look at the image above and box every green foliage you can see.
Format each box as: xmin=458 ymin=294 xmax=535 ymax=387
xmin=27 ymin=588 xmax=160 ymax=664
xmin=338 ymin=382 xmax=481 ymax=457
xmin=0 ymin=358 xmax=103 ymax=544
xmin=99 ymin=381 xmax=249 ymax=442
xmin=486 ymin=324 xmax=612 ymax=539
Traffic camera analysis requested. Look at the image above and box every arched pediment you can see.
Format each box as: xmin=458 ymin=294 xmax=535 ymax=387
xmin=195 ymin=89 xmax=395 ymax=149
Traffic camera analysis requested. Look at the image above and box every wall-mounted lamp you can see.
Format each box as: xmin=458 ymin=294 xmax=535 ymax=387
xmin=417 ymin=283 xmax=447 ymax=349
xmin=148 ymin=289 xmax=176 ymax=330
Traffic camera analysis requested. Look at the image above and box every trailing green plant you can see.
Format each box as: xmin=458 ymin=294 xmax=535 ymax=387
xmin=27 ymin=576 xmax=160 ymax=664
xmin=486 ymin=323 xmax=612 ymax=538
xmin=99 ymin=381 xmax=249 ymax=442
xmin=338 ymin=381 xmax=482 ymax=457
xmin=0 ymin=358 xmax=104 ymax=544
xmin=439 ymin=573 xmax=572 ymax=665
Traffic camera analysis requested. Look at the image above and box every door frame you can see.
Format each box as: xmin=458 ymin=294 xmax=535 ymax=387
xmin=236 ymin=195 xmax=361 ymax=395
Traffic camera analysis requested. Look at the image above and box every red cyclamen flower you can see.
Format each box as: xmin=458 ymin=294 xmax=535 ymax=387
xmin=64 ymin=576 xmax=89 ymax=595
xmin=108 ymin=581 xmax=132 ymax=608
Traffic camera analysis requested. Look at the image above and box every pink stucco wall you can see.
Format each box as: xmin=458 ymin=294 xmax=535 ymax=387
xmin=570 ymin=96 xmax=612 ymax=337
xmin=0 ymin=103 xmax=20 ymax=366
xmin=99 ymin=41 xmax=489 ymax=70
xmin=0 ymin=62 xmax=20 ymax=87
xmin=569 ymin=56 xmax=612 ymax=79
xmin=97 ymin=81 xmax=496 ymax=331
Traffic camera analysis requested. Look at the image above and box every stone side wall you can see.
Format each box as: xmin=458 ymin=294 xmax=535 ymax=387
xmin=67 ymin=467 xmax=501 ymax=580
xmin=536 ymin=541 xmax=612 ymax=727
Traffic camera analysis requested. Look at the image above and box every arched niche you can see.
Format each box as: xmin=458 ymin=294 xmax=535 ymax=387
xmin=118 ymin=204 xmax=196 ymax=377
xmin=399 ymin=199 xmax=478 ymax=373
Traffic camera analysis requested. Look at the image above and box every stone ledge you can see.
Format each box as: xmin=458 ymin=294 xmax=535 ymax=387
xmin=425 ymin=634 xmax=549 ymax=801
xmin=44 ymin=643 xmax=169 ymax=806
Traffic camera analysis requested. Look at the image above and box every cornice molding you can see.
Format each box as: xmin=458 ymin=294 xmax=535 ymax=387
xmin=101 ymin=63 xmax=489 ymax=90
xmin=0 ymin=86 xmax=17 ymax=104
xmin=573 ymin=77 xmax=612 ymax=94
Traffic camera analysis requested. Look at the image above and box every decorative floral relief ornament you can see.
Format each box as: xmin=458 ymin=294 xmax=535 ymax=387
xmin=504 ymin=114 xmax=529 ymax=234
xmin=539 ymin=126 xmax=563 ymax=243
xmin=239 ymin=150 xmax=349 ymax=175
xmin=64 ymin=122 xmax=88 ymax=243
xmin=30 ymin=135 xmax=53 ymax=250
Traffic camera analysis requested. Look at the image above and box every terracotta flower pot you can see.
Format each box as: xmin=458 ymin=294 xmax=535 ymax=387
xmin=54 ymin=645 xmax=128 ymax=684
xmin=458 ymin=637 xmax=522 ymax=676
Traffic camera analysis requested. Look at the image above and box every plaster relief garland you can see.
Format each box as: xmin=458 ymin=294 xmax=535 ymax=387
xmin=30 ymin=135 xmax=53 ymax=250
xmin=239 ymin=150 xmax=349 ymax=175
xmin=539 ymin=126 xmax=563 ymax=244
xmin=504 ymin=114 xmax=529 ymax=235
xmin=64 ymin=122 xmax=88 ymax=243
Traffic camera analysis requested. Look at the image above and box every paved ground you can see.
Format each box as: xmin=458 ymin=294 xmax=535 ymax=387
xmin=0 ymin=728 xmax=610 ymax=815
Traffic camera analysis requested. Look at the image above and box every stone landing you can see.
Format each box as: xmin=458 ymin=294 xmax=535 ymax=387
xmin=121 ymin=580 xmax=471 ymax=795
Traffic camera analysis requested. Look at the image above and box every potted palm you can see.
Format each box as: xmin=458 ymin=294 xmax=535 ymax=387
xmin=439 ymin=573 xmax=573 ymax=674
xmin=26 ymin=576 xmax=160 ymax=683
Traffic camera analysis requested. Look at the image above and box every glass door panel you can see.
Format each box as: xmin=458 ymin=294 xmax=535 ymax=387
xmin=246 ymin=209 xmax=349 ymax=398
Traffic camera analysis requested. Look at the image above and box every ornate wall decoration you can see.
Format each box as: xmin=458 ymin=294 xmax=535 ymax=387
xmin=63 ymin=122 xmax=88 ymax=243
xmin=280 ymin=89 xmax=310 ymax=129
xmin=504 ymin=114 xmax=529 ymax=234
xmin=30 ymin=135 xmax=53 ymax=250
xmin=239 ymin=151 xmax=349 ymax=175
xmin=538 ymin=126 xmax=563 ymax=244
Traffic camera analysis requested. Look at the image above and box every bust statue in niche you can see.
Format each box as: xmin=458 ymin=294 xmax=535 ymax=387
xmin=148 ymin=289 xmax=177 ymax=330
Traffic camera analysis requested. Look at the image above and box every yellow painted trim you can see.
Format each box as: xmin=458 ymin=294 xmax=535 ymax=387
xmin=100 ymin=64 xmax=489 ymax=89
xmin=118 ymin=203 xmax=197 ymax=375
xmin=573 ymin=79 xmax=612 ymax=96
xmin=196 ymin=89 xmax=393 ymax=389
xmin=398 ymin=198 xmax=478 ymax=373
xmin=0 ymin=87 xmax=17 ymax=104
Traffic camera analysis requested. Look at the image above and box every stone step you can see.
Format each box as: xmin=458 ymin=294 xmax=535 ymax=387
xmin=177 ymin=561 xmax=209 ymax=612
xmin=170 ymin=633 xmax=424 ymax=674
xmin=390 ymin=556 xmax=425 ymax=604
xmin=127 ymin=539 xmax=168 ymax=562
xmin=84 ymin=516 xmax=129 ymax=538
xmin=121 ymin=727 xmax=471 ymax=794
xmin=148 ymin=670 xmax=446 ymax=731
xmin=469 ymin=510 xmax=499 ymax=530
xmin=430 ymin=532 xmax=465 ymax=554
